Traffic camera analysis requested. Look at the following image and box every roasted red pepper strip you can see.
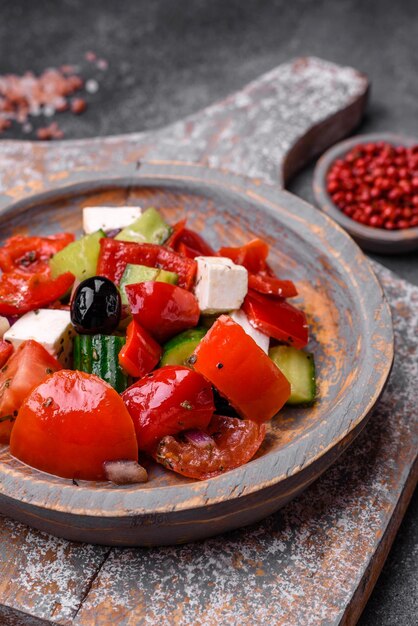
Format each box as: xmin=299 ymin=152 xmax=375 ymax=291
xmin=219 ymin=238 xmax=269 ymax=273
xmin=0 ymin=340 xmax=13 ymax=369
xmin=167 ymin=221 xmax=216 ymax=257
xmin=126 ymin=281 xmax=200 ymax=343
xmin=0 ymin=271 xmax=75 ymax=316
xmin=97 ymin=239 xmax=197 ymax=289
xmin=192 ymin=315 xmax=290 ymax=423
xmin=248 ymin=273 xmax=298 ymax=298
xmin=0 ymin=234 xmax=75 ymax=274
xmin=119 ymin=320 xmax=162 ymax=378
xmin=243 ymin=290 xmax=308 ymax=349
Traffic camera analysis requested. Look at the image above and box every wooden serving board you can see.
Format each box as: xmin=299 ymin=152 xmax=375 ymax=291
xmin=0 ymin=57 xmax=415 ymax=625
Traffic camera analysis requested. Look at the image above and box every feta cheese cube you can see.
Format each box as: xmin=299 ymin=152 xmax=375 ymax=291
xmin=194 ymin=256 xmax=248 ymax=314
xmin=4 ymin=309 xmax=74 ymax=366
xmin=83 ymin=206 xmax=142 ymax=234
xmin=229 ymin=310 xmax=269 ymax=353
xmin=0 ymin=316 xmax=10 ymax=339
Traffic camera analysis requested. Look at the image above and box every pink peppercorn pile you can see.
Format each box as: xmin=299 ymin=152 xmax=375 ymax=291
xmin=326 ymin=142 xmax=418 ymax=230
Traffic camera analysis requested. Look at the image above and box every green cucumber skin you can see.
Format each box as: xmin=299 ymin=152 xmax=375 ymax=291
xmin=73 ymin=334 xmax=129 ymax=393
xmin=269 ymin=346 xmax=316 ymax=405
xmin=160 ymin=328 xmax=206 ymax=367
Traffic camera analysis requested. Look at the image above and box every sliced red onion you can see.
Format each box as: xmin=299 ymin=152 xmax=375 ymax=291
xmin=183 ymin=429 xmax=215 ymax=449
xmin=103 ymin=460 xmax=148 ymax=485
xmin=6 ymin=315 xmax=19 ymax=327
xmin=105 ymin=228 xmax=122 ymax=238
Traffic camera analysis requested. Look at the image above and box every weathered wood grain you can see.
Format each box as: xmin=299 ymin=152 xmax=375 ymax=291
xmin=72 ymin=264 xmax=418 ymax=626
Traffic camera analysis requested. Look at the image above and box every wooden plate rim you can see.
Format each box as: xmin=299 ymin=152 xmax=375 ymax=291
xmin=0 ymin=163 xmax=394 ymax=517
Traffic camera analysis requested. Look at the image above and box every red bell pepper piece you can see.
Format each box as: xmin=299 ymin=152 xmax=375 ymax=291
xmin=122 ymin=365 xmax=214 ymax=452
xmin=0 ymin=233 xmax=75 ymax=275
xmin=119 ymin=320 xmax=162 ymax=378
xmin=248 ymin=273 xmax=298 ymax=298
xmin=97 ymin=239 xmax=197 ymax=289
xmin=243 ymin=290 xmax=308 ymax=349
xmin=0 ymin=271 xmax=75 ymax=316
xmin=0 ymin=340 xmax=13 ymax=369
xmin=219 ymin=238 xmax=269 ymax=273
xmin=192 ymin=315 xmax=291 ymax=423
xmin=167 ymin=220 xmax=216 ymax=257
xmin=125 ymin=281 xmax=200 ymax=343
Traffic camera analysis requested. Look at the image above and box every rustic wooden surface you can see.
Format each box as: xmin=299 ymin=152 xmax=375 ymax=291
xmin=0 ymin=57 xmax=415 ymax=624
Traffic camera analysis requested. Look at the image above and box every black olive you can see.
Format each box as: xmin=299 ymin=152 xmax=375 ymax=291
xmin=71 ymin=276 xmax=121 ymax=335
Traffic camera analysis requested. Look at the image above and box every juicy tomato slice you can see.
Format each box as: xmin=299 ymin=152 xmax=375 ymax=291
xmin=0 ymin=234 xmax=75 ymax=274
xmin=248 ymin=274 xmax=298 ymax=298
xmin=167 ymin=221 xmax=216 ymax=258
xmin=0 ymin=341 xmax=13 ymax=369
xmin=0 ymin=340 xmax=62 ymax=444
xmin=0 ymin=271 xmax=75 ymax=316
xmin=122 ymin=365 xmax=214 ymax=452
xmin=118 ymin=320 xmax=162 ymax=378
xmin=243 ymin=290 xmax=308 ymax=349
xmin=97 ymin=239 xmax=197 ymax=289
xmin=154 ymin=414 xmax=266 ymax=480
xmin=219 ymin=238 xmax=269 ymax=273
xmin=125 ymin=281 xmax=200 ymax=343
xmin=10 ymin=370 xmax=138 ymax=481
xmin=192 ymin=315 xmax=290 ymax=423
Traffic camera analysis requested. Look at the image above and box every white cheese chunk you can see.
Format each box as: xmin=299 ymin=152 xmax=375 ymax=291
xmin=83 ymin=206 xmax=142 ymax=234
xmin=229 ymin=309 xmax=269 ymax=353
xmin=4 ymin=309 xmax=74 ymax=366
xmin=194 ymin=256 xmax=248 ymax=314
xmin=0 ymin=316 xmax=10 ymax=339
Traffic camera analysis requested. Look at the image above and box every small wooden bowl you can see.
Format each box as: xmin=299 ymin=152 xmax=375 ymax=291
xmin=313 ymin=133 xmax=418 ymax=254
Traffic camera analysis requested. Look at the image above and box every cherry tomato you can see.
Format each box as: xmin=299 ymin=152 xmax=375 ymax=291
xmin=97 ymin=239 xmax=197 ymax=289
xmin=119 ymin=320 xmax=162 ymax=378
xmin=154 ymin=414 xmax=266 ymax=480
xmin=10 ymin=370 xmax=138 ymax=481
xmin=122 ymin=365 xmax=214 ymax=452
xmin=248 ymin=274 xmax=298 ymax=298
xmin=0 ymin=340 xmax=13 ymax=369
xmin=192 ymin=315 xmax=290 ymax=423
xmin=125 ymin=281 xmax=200 ymax=343
xmin=0 ymin=271 xmax=75 ymax=316
xmin=243 ymin=290 xmax=308 ymax=349
xmin=219 ymin=238 xmax=269 ymax=273
xmin=0 ymin=340 xmax=62 ymax=444
xmin=0 ymin=234 xmax=74 ymax=275
xmin=167 ymin=221 xmax=216 ymax=257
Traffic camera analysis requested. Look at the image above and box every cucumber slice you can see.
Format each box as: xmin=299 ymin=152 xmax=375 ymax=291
xmin=115 ymin=207 xmax=172 ymax=244
xmin=119 ymin=264 xmax=178 ymax=305
xmin=73 ymin=334 xmax=129 ymax=393
xmin=269 ymin=345 xmax=316 ymax=405
xmin=49 ymin=230 xmax=105 ymax=281
xmin=160 ymin=328 xmax=206 ymax=367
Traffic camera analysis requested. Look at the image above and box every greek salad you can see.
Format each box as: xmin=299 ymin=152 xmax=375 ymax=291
xmin=0 ymin=206 xmax=316 ymax=484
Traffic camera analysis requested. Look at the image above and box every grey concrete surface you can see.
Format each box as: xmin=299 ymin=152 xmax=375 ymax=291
xmin=0 ymin=1 xmax=416 ymax=624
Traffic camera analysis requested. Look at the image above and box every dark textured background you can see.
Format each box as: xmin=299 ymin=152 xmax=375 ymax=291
xmin=0 ymin=1 xmax=417 ymax=623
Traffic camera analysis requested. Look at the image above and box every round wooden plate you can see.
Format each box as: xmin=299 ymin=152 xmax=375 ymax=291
xmin=0 ymin=163 xmax=393 ymax=546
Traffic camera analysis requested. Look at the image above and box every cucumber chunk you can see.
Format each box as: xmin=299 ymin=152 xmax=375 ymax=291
xmin=115 ymin=207 xmax=172 ymax=244
xmin=160 ymin=328 xmax=206 ymax=367
xmin=50 ymin=230 xmax=105 ymax=281
xmin=269 ymin=345 xmax=316 ymax=405
xmin=73 ymin=334 xmax=129 ymax=393
xmin=119 ymin=263 xmax=178 ymax=304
